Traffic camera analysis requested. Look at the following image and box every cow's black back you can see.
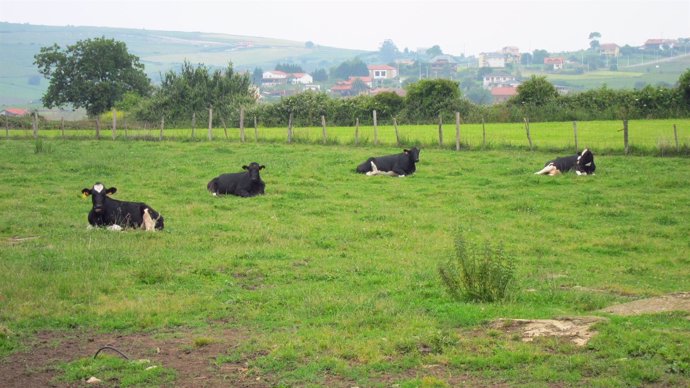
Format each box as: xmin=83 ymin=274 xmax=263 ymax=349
xmin=208 ymin=162 xmax=265 ymax=197
xmin=356 ymin=148 xmax=420 ymax=176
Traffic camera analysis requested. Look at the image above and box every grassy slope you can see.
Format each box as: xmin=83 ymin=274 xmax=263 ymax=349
xmin=0 ymin=140 xmax=689 ymax=386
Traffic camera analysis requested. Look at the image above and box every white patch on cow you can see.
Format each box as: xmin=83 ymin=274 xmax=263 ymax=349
xmin=93 ymin=184 xmax=104 ymax=193
xmin=142 ymin=208 xmax=155 ymax=231
xmin=535 ymin=164 xmax=557 ymax=175
xmin=86 ymin=224 xmax=95 ymax=230
xmin=576 ymin=170 xmax=584 ymax=175
xmin=584 ymin=162 xmax=592 ymax=166
xmin=107 ymin=224 xmax=123 ymax=231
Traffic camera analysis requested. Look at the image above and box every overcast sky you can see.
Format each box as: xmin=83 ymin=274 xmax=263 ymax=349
xmin=1 ymin=0 xmax=688 ymax=56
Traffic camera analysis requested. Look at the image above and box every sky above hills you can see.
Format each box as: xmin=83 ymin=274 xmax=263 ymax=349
xmin=1 ymin=0 xmax=688 ymax=56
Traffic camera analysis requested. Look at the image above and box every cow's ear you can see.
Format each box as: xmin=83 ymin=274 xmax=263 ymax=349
xmin=259 ymin=165 xmax=265 ymax=170
xmin=242 ymin=165 xmax=249 ymax=170
xmin=403 ymin=149 xmax=410 ymax=153
xmin=577 ymin=151 xmax=582 ymax=156
xmin=81 ymin=188 xmax=91 ymax=197
xmin=106 ymin=187 xmax=117 ymax=195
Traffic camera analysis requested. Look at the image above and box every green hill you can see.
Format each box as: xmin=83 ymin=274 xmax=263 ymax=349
xmin=0 ymin=22 xmax=367 ymax=106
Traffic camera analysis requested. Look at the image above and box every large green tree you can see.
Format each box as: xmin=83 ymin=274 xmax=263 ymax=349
xmin=512 ymin=75 xmax=558 ymax=106
xmin=34 ymin=37 xmax=150 ymax=117
xmin=677 ymin=68 xmax=690 ymax=105
xmin=403 ymin=79 xmax=464 ymax=121
xmin=138 ymin=61 xmax=254 ymax=124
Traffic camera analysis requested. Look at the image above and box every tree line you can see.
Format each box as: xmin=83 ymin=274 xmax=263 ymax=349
xmin=33 ymin=37 xmax=690 ymax=129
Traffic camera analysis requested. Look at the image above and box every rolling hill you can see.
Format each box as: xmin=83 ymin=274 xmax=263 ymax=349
xmin=0 ymin=22 xmax=367 ymax=106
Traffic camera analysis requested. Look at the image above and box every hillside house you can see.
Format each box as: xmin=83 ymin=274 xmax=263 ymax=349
xmin=600 ymin=43 xmax=620 ymax=57
xmin=367 ymin=65 xmax=398 ymax=80
xmin=502 ymin=46 xmax=521 ymax=64
xmin=544 ymin=57 xmax=565 ymax=70
xmin=482 ymin=73 xmax=517 ymax=89
xmin=262 ymin=70 xmax=288 ymax=85
xmin=289 ymin=73 xmax=313 ymax=85
xmin=430 ymin=55 xmax=458 ymax=72
xmin=478 ymin=52 xmax=506 ymax=68
xmin=330 ymin=76 xmax=373 ymax=96
xmin=643 ymin=38 xmax=676 ymax=50
xmin=1 ymin=108 xmax=29 ymax=116
xmin=490 ymin=86 xmax=517 ymax=104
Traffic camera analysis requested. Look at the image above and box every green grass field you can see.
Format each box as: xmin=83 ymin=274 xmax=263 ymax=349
xmin=1 ymin=139 xmax=689 ymax=386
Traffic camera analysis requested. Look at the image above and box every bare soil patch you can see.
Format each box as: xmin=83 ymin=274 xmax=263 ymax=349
xmin=599 ymin=292 xmax=690 ymax=316
xmin=491 ymin=316 xmax=608 ymax=346
xmin=0 ymin=327 xmax=273 ymax=388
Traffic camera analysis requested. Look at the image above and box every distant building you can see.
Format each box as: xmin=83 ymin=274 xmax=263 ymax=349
xmin=262 ymin=70 xmax=288 ymax=85
xmin=367 ymin=65 xmax=398 ymax=80
xmin=502 ymin=46 xmax=521 ymax=64
xmin=430 ymin=55 xmax=458 ymax=72
xmin=289 ymin=73 xmax=313 ymax=85
xmin=490 ymin=86 xmax=517 ymax=104
xmin=330 ymin=76 xmax=373 ymax=96
xmin=1 ymin=108 xmax=29 ymax=117
xmin=483 ymin=72 xmax=517 ymax=89
xmin=643 ymin=38 xmax=677 ymax=50
xmin=544 ymin=57 xmax=565 ymax=70
xmin=478 ymin=52 xmax=506 ymax=68
xmin=600 ymin=43 xmax=620 ymax=57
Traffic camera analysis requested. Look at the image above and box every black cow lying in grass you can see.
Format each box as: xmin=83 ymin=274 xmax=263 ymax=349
xmin=207 ymin=162 xmax=266 ymax=197
xmin=81 ymin=183 xmax=164 ymax=231
xmin=535 ymin=148 xmax=596 ymax=176
xmin=356 ymin=147 xmax=420 ymax=177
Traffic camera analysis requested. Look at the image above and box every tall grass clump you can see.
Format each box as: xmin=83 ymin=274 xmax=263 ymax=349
xmin=438 ymin=233 xmax=516 ymax=303
xmin=33 ymin=139 xmax=53 ymax=154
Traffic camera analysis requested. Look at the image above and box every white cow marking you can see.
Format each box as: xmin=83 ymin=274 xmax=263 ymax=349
xmin=93 ymin=183 xmax=104 ymax=193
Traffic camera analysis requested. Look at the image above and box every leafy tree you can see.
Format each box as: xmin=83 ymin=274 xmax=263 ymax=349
xmin=588 ymin=32 xmax=601 ymax=51
xmin=275 ymin=63 xmax=303 ymax=73
xmin=137 ymin=61 xmax=254 ymax=124
xmin=311 ymin=68 xmax=328 ymax=82
xmin=520 ymin=52 xmax=533 ymax=65
xmin=371 ymin=91 xmax=404 ymax=120
xmin=532 ymin=49 xmax=549 ymax=65
xmin=252 ymin=67 xmax=264 ymax=85
xmin=379 ymin=39 xmax=399 ymax=63
xmin=677 ymin=68 xmax=690 ymax=105
xmin=426 ymin=45 xmax=443 ymax=57
xmin=350 ymin=78 xmax=370 ymax=95
xmin=34 ymin=37 xmax=150 ymax=117
xmin=403 ymin=79 xmax=464 ymax=121
xmin=305 ymin=41 xmax=315 ymax=49
xmin=512 ymin=75 xmax=558 ymax=106
xmin=331 ymin=58 xmax=369 ymax=80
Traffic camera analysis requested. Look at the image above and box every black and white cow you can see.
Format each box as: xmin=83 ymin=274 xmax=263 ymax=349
xmin=207 ymin=162 xmax=266 ymax=197
xmin=81 ymin=183 xmax=164 ymax=230
xmin=534 ymin=148 xmax=596 ymax=176
xmin=355 ymin=147 xmax=421 ymax=177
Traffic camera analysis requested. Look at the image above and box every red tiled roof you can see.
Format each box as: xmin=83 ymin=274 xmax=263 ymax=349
xmin=367 ymin=65 xmax=395 ymax=70
xmin=491 ymin=87 xmax=517 ymax=97
xmin=3 ymin=108 xmax=29 ymax=116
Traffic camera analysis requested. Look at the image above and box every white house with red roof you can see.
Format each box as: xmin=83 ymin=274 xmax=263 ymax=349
xmin=1 ymin=108 xmax=30 ymax=117
xmin=262 ymin=70 xmax=288 ymax=85
xmin=330 ymin=76 xmax=373 ymax=96
xmin=367 ymin=65 xmax=397 ymax=80
xmin=289 ymin=73 xmax=313 ymax=85
xmin=544 ymin=57 xmax=565 ymax=70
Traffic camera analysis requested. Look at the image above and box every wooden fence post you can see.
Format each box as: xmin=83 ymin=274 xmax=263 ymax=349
xmin=254 ymin=116 xmax=258 ymax=142
xmin=355 ymin=118 xmax=360 ymax=146
xmin=159 ymin=117 xmax=164 ymax=141
xmin=4 ymin=114 xmax=8 ymax=139
xmin=112 ymin=108 xmax=117 ymax=140
xmin=321 ymin=115 xmax=327 ymax=144
xmin=623 ymin=119 xmax=629 ymax=155
xmin=32 ymin=112 xmax=38 ymax=139
xmin=673 ymin=124 xmax=679 ymax=152
xmin=208 ymin=107 xmax=213 ymax=141
xmin=455 ymin=112 xmax=461 ymax=151
xmin=393 ymin=117 xmax=400 ymax=146
xmin=191 ymin=112 xmax=196 ymax=139
xmin=373 ymin=110 xmax=378 ymax=146
xmin=482 ymin=117 xmax=486 ymax=149
xmin=438 ymin=114 xmax=443 ymax=147
xmin=123 ymin=113 xmax=128 ymax=140
xmin=288 ymin=112 xmax=293 ymax=143
xmin=240 ymin=107 xmax=245 ymax=143
xmin=523 ymin=117 xmax=533 ymax=151
xmin=95 ymin=117 xmax=100 ymax=140
xmin=221 ymin=117 xmax=228 ymax=139
xmin=61 ymin=117 xmax=65 ymax=139
xmin=573 ymin=121 xmax=578 ymax=152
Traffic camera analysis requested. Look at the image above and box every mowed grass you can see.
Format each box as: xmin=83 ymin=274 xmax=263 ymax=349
xmin=9 ymin=118 xmax=690 ymax=156
xmin=1 ymin=139 xmax=689 ymax=386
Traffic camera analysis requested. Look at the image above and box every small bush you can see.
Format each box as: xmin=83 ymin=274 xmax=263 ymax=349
xmin=34 ymin=139 xmax=54 ymax=154
xmin=438 ymin=233 xmax=516 ymax=303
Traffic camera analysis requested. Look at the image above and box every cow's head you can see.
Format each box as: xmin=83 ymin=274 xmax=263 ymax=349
xmin=242 ymin=162 xmax=265 ymax=181
xmin=404 ymin=147 xmax=421 ymax=163
xmin=576 ymin=149 xmax=596 ymax=175
xmin=81 ymin=183 xmax=116 ymax=213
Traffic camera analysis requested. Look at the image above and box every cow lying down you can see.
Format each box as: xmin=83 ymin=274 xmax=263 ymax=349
xmin=356 ymin=147 xmax=420 ymax=177
xmin=81 ymin=183 xmax=164 ymax=231
xmin=207 ymin=162 xmax=266 ymax=197
xmin=535 ymin=148 xmax=596 ymax=176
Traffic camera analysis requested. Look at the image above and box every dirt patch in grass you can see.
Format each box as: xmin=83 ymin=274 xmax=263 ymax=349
xmin=599 ymin=292 xmax=690 ymax=317
xmin=0 ymin=327 xmax=274 ymax=387
xmin=491 ymin=316 xmax=608 ymax=346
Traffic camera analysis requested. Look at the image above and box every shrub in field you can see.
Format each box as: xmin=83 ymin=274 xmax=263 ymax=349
xmin=438 ymin=234 xmax=516 ymax=303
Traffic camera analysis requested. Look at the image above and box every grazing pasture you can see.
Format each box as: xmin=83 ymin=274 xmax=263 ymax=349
xmin=0 ymin=139 xmax=689 ymax=387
